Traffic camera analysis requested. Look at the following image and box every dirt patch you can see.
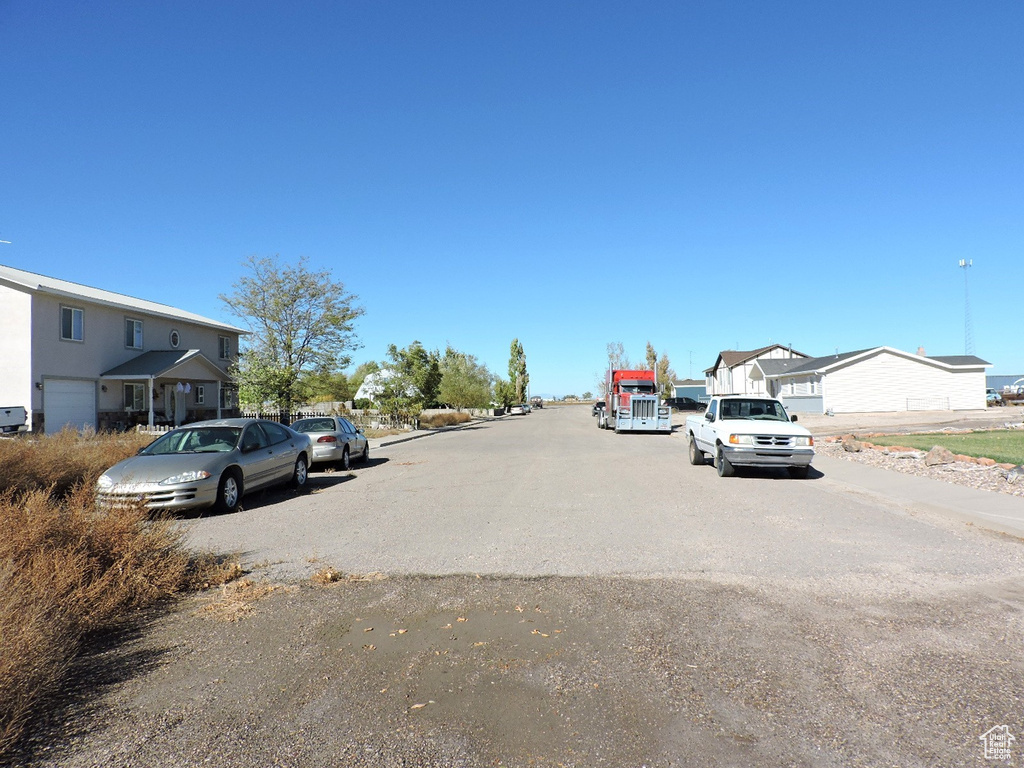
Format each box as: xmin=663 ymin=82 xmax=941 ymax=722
xmin=27 ymin=575 xmax=1024 ymax=768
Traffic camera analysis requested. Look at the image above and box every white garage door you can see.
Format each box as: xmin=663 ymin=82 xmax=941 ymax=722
xmin=44 ymin=379 xmax=97 ymax=433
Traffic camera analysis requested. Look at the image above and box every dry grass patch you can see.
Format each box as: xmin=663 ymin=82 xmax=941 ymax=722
xmin=419 ymin=412 xmax=473 ymax=429
xmin=196 ymin=578 xmax=294 ymax=621
xmin=0 ymin=429 xmax=153 ymax=498
xmin=0 ymin=431 xmax=235 ymax=761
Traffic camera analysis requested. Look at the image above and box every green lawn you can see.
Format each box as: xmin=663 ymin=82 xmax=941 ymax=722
xmin=866 ymin=430 xmax=1024 ymax=465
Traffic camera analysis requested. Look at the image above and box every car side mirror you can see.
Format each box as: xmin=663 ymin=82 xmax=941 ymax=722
xmin=791 ymin=415 xmax=798 ymax=422
xmin=704 ymin=411 xmax=713 ymax=422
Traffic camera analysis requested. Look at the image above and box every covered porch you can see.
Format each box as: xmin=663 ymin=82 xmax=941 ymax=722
xmin=100 ymin=350 xmax=236 ymax=429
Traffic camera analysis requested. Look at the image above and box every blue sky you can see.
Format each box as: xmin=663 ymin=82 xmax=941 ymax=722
xmin=2 ymin=1 xmax=1021 ymax=397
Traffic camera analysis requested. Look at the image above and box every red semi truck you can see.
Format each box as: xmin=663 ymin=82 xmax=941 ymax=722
xmin=597 ymin=369 xmax=671 ymax=433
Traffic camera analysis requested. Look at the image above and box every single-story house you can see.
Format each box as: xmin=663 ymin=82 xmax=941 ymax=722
xmin=0 ymin=263 xmax=246 ymax=432
xmin=753 ymin=346 xmax=990 ymax=414
xmin=704 ymin=344 xmax=811 ymax=396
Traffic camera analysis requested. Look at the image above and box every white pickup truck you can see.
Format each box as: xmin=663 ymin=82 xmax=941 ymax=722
xmin=1 ymin=406 xmax=27 ymax=434
xmin=685 ymin=396 xmax=814 ymax=478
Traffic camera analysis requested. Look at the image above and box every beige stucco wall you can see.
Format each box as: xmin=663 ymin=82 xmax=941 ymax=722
xmin=28 ymin=292 xmax=239 ymax=416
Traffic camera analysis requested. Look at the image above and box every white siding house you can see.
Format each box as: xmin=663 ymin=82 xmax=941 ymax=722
xmin=0 ymin=264 xmax=246 ymax=432
xmin=704 ymin=345 xmax=811 ymax=396
xmin=756 ymin=347 xmax=989 ymax=414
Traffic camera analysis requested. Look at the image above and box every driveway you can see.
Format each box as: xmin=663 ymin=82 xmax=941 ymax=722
xmin=31 ymin=406 xmax=1024 ymax=768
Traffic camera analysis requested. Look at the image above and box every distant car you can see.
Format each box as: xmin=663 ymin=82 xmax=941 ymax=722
xmin=592 ymin=400 xmax=605 ymax=416
xmin=987 ymin=389 xmax=1004 ymax=406
xmin=96 ymin=418 xmax=313 ymax=514
xmin=522 ymin=404 xmax=532 ymax=413
xmin=291 ymin=415 xmax=369 ymax=469
xmin=509 ymin=404 xmax=525 ymax=415
xmin=529 ymin=397 xmax=543 ymax=409
xmin=665 ymin=397 xmax=701 ymax=411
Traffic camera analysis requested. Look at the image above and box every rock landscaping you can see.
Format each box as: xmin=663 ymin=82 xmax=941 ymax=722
xmin=819 ymin=432 xmax=1024 ymax=498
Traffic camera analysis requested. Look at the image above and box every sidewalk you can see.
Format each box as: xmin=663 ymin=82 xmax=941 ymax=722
xmin=814 ymin=454 xmax=1024 ymax=539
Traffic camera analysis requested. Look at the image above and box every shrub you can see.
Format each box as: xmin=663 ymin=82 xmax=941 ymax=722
xmin=419 ymin=412 xmax=473 ymax=429
xmin=0 ymin=429 xmax=153 ymax=499
xmin=0 ymin=432 xmax=235 ymax=760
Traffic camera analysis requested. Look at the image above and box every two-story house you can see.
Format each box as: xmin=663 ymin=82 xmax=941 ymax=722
xmin=704 ymin=344 xmax=811 ymax=396
xmin=0 ymin=264 xmax=246 ymax=433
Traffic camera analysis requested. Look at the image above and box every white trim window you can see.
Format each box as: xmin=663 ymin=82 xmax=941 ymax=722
xmin=219 ymin=387 xmax=234 ymax=409
xmin=124 ymin=383 xmax=145 ymax=411
xmin=125 ymin=318 xmax=143 ymax=349
xmin=195 ymin=385 xmax=205 ymax=405
xmin=218 ymin=335 xmax=231 ymax=360
xmin=60 ymin=306 xmax=84 ymax=341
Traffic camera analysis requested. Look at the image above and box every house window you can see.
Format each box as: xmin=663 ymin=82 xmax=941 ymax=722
xmin=169 ymin=329 xmax=180 ymax=348
xmin=219 ymin=387 xmax=234 ymax=409
xmin=219 ymin=336 xmax=231 ymax=359
xmin=124 ymin=383 xmax=145 ymax=411
xmin=60 ymin=306 xmax=84 ymax=341
xmin=195 ymin=385 xmax=205 ymax=405
xmin=125 ymin=318 xmax=143 ymax=349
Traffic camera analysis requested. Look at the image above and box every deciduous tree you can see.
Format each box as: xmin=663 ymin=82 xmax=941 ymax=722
xmin=220 ymin=254 xmax=364 ymax=413
xmin=439 ymin=347 xmax=492 ymax=410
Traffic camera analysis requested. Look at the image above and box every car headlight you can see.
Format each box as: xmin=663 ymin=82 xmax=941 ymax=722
xmin=729 ymin=435 xmax=754 ymax=446
xmin=159 ymin=470 xmax=212 ymax=485
xmin=795 ymin=436 xmax=814 ymax=447
xmin=97 ymin=474 xmax=114 ymax=489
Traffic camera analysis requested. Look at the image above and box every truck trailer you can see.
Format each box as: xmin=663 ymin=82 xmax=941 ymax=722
xmin=597 ymin=369 xmax=671 ymax=433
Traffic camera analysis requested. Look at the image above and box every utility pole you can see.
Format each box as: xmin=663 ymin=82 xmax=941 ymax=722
xmin=959 ymin=259 xmax=974 ymax=355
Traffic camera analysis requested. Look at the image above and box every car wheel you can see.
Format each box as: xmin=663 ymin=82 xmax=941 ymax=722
xmin=291 ymin=455 xmax=309 ymax=488
xmin=716 ymin=446 xmax=735 ymax=477
xmin=213 ymin=470 xmax=242 ymax=514
xmin=788 ymin=465 xmax=810 ymax=479
xmin=360 ymin=442 xmax=369 ymax=463
xmin=688 ymin=435 xmax=705 ymax=465
xmin=339 ymin=447 xmax=351 ymax=471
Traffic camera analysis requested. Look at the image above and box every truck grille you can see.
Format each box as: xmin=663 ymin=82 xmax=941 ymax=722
xmin=754 ymin=435 xmax=794 ymax=447
xmin=632 ymin=399 xmax=655 ymax=419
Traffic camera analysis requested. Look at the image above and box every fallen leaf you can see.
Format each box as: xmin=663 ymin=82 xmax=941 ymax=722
xmin=457 ymin=617 xmax=468 ymax=623
xmin=364 ymin=627 xmax=374 ymax=632
xmin=363 ymin=644 xmax=376 ymax=651
xmin=397 ymin=629 xmax=408 ymax=634
xmin=410 ymin=703 xmax=428 ymax=710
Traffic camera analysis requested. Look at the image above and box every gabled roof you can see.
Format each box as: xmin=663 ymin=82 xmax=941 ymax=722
xmin=101 ymin=349 xmax=231 ymax=381
xmin=0 ymin=263 xmax=246 ymax=334
xmin=755 ymin=346 xmax=991 ymax=378
xmin=704 ymin=344 xmax=810 ymax=375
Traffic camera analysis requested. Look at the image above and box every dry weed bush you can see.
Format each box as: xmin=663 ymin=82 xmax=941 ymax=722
xmin=419 ymin=412 xmax=472 ymax=429
xmin=0 ymin=429 xmax=153 ymax=499
xmin=0 ymin=431 xmax=233 ymax=759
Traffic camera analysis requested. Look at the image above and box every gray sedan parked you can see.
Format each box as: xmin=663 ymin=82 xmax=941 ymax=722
xmin=96 ymin=418 xmax=313 ymax=514
xmin=290 ymin=415 xmax=369 ymax=470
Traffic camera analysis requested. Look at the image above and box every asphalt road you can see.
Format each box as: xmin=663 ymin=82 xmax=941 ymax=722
xmin=29 ymin=406 xmax=1024 ymax=768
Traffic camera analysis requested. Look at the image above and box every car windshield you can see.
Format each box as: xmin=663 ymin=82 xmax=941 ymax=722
xmin=141 ymin=426 xmax=242 ymax=454
xmin=719 ymin=399 xmax=790 ymax=421
xmin=291 ymin=418 xmax=335 ymax=433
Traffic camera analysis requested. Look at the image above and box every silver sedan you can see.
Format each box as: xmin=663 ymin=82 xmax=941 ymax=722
xmin=290 ymin=415 xmax=369 ymax=470
xmin=96 ymin=418 xmax=313 ymax=514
